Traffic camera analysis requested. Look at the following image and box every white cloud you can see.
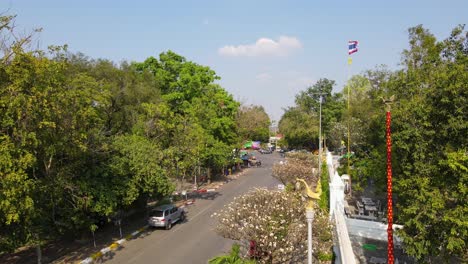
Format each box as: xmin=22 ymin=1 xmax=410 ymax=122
xmin=255 ymin=73 xmax=272 ymax=82
xmin=218 ymin=36 xmax=302 ymax=57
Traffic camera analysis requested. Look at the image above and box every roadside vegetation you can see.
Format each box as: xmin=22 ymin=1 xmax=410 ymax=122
xmin=213 ymin=189 xmax=332 ymax=263
xmin=209 ymin=244 xmax=257 ymax=264
xmin=214 ymin=152 xmax=333 ymax=263
xmin=0 ymin=14 xmax=271 ymax=255
xmin=278 ymin=25 xmax=467 ymax=262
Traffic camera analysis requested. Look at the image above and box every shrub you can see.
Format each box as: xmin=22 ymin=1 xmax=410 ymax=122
xmin=212 ymin=188 xmax=333 ymax=263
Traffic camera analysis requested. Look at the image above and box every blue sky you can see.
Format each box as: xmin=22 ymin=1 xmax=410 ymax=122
xmin=3 ymin=0 xmax=467 ymax=121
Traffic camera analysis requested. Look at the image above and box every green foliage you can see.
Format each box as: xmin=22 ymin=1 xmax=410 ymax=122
xmin=318 ymin=162 xmax=329 ymax=211
xmin=208 ymin=244 xmax=257 ymax=264
xmin=236 ymin=105 xmax=270 ymax=142
xmin=0 ymin=136 xmax=35 ymax=252
xmin=341 ymin=25 xmax=468 ymax=262
xmin=134 ymin=53 xmax=240 ymax=174
xmin=284 ymin=183 xmax=295 ymax=192
xmin=279 ymin=78 xmax=344 ymax=149
xmin=109 ymin=134 xmax=174 ymax=204
xmin=389 ymin=25 xmax=468 ymax=262
xmin=295 ymin=78 xmax=344 ymax=136
xmin=317 ymin=251 xmax=334 ymax=261
xmin=0 ymin=15 xmax=241 ymax=253
xmin=278 ymin=107 xmax=317 ymax=149
xmin=350 ymin=148 xmax=387 ymax=194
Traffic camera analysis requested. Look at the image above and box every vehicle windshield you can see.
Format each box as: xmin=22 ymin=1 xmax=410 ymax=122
xmin=150 ymin=210 xmax=164 ymax=217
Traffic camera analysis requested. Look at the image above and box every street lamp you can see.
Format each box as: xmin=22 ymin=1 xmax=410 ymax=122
xmin=318 ymin=94 xmax=323 ymax=177
xmin=306 ymin=208 xmax=314 ymax=264
xmin=313 ymin=92 xmax=326 ymax=178
xmin=296 ymin=178 xmax=322 ymax=264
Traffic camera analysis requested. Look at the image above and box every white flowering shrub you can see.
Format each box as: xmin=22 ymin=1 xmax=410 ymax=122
xmin=272 ymin=152 xmax=319 ymax=186
xmin=212 ymin=188 xmax=333 ymax=263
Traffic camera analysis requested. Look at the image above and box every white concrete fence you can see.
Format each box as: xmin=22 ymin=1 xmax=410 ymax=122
xmin=327 ymin=151 xmax=357 ymax=264
xmin=327 ymin=151 xmax=404 ymax=263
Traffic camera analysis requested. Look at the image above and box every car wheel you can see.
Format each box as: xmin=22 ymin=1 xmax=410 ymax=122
xmin=180 ymin=213 xmax=185 ymax=222
xmin=166 ymin=221 xmax=172 ymax=230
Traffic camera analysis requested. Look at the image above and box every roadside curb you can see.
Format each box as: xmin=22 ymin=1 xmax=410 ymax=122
xmin=79 ymin=225 xmax=149 ymax=264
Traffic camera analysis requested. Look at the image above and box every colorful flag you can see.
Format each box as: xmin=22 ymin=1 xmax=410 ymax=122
xmin=348 ymin=40 xmax=358 ymax=55
xmin=347 ymin=57 xmax=352 ymax=65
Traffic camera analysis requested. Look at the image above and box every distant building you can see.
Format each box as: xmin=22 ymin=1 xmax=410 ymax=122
xmin=269 ymin=134 xmax=283 ymax=150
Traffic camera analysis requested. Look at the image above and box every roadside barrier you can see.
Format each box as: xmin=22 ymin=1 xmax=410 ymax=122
xmin=80 ymin=226 xmax=148 ymax=264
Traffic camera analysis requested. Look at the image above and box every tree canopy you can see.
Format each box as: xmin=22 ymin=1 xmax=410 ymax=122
xmin=279 ymin=78 xmax=344 ymax=150
xmin=389 ymin=25 xmax=467 ymax=262
xmin=0 ymin=15 xmax=247 ymax=253
xmin=278 ymin=24 xmax=467 ymax=262
xmin=236 ymin=104 xmax=271 ymax=142
xmin=333 ymin=25 xmax=468 ymax=262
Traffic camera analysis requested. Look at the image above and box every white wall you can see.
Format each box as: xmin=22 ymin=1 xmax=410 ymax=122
xmin=327 ymin=152 xmax=356 ymax=264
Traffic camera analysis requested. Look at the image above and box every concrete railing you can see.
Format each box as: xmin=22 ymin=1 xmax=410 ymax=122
xmin=327 ymin=152 xmax=356 ymax=264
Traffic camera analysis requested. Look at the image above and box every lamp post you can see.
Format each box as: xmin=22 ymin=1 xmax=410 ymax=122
xmin=306 ymin=208 xmax=314 ymax=264
xmin=296 ymin=178 xmax=322 ymax=264
xmin=318 ymin=94 xmax=322 ymax=178
xmin=313 ymin=92 xmax=326 ymax=178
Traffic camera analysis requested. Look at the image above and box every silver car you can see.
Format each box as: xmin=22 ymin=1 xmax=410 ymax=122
xmin=148 ymin=204 xmax=185 ymax=230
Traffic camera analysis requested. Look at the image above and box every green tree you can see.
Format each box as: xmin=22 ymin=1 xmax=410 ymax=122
xmin=0 ymin=40 xmax=112 ymax=252
xmin=346 ymin=25 xmax=467 ymax=262
xmin=0 ymin=14 xmax=257 ymax=257
xmin=0 ymin=17 xmax=178 ymax=252
xmin=280 ymin=78 xmax=344 ymax=150
xmin=278 ymin=107 xmax=317 ymax=149
xmin=389 ymin=25 xmax=467 ymax=262
xmin=134 ymin=52 xmax=240 ymax=184
xmin=295 ymin=78 xmax=344 ymax=136
xmin=236 ymin=104 xmax=271 ymax=142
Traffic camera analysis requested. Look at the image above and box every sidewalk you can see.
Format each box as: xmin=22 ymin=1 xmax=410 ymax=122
xmin=0 ymin=169 xmax=249 ymax=264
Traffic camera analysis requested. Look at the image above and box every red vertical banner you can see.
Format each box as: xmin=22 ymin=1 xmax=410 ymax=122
xmin=386 ymin=111 xmax=394 ymax=264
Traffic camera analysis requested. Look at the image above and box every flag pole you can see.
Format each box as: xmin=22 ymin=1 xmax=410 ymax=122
xmin=347 ymin=55 xmax=351 ymax=193
xmin=346 ymin=40 xmax=358 ymax=195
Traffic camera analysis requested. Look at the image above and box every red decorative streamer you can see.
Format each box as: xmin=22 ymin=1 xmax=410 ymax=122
xmin=386 ymin=111 xmax=394 ymax=264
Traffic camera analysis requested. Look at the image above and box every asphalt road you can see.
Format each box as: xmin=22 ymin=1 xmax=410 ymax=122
xmin=104 ymin=151 xmax=282 ymax=264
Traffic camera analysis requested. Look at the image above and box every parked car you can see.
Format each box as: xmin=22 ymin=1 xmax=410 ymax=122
xmin=148 ymin=204 xmax=185 ymax=230
xmin=258 ymin=148 xmax=272 ymax=154
xmin=248 ymin=156 xmax=262 ymax=167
